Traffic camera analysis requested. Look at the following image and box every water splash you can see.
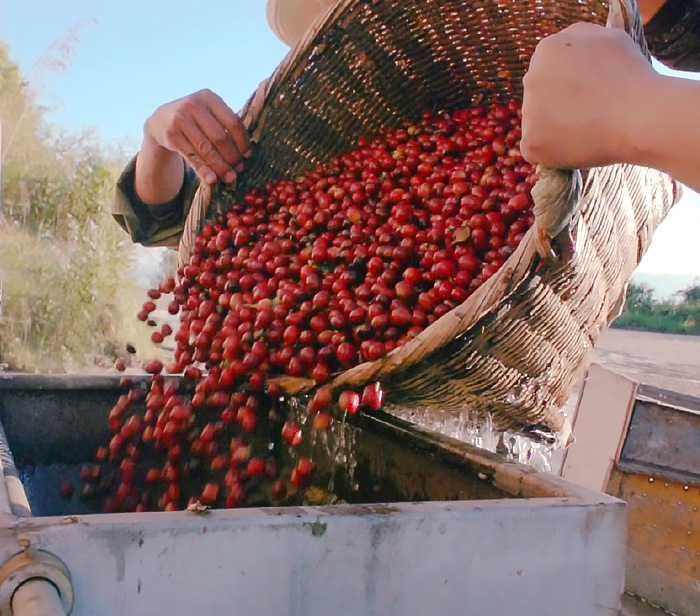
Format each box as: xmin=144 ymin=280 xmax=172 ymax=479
xmin=289 ymin=400 xmax=359 ymax=496
xmin=287 ymin=392 xmax=555 ymax=498
xmin=388 ymin=405 xmax=554 ymax=473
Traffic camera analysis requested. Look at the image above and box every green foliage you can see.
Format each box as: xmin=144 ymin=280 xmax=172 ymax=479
xmin=0 ymin=41 xmax=141 ymax=372
xmin=613 ymin=280 xmax=700 ymax=335
xmin=624 ymin=282 xmax=654 ymax=314
xmin=678 ymin=283 xmax=700 ymax=304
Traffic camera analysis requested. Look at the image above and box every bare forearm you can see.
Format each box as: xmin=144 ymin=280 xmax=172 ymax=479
xmin=629 ymin=75 xmax=700 ymax=192
xmin=521 ymin=23 xmax=700 ymax=190
xmin=134 ymin=134 xmax=185 ymax=205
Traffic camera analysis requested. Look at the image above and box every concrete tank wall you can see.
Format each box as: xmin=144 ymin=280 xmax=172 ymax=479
xmin=7 ymin=493 xmax=626 ymax=616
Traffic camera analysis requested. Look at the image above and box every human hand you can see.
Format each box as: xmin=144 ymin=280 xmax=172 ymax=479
xmin=521 ymin=23 xmax=659 ymax=171
xmin=144 ymin=89 xmax=251 ymax=185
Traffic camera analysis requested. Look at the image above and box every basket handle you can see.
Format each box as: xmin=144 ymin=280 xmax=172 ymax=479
xmin=530 ymin=0 xmax=644 ymax=259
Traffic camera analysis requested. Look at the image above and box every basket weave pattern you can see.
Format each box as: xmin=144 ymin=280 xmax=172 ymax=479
xmin=181 ymin=0 xmax=678 ymax=434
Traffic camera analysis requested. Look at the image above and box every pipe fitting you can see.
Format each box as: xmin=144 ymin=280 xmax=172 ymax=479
xmin=0 ymin=549 xmax=73 ymax=615
xmin=11 ymin=579 xmax=65 ymax=616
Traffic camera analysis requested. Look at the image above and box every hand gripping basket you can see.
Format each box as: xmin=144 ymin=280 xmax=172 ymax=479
xmin=180 ymin=0 xmax=679 ymax=437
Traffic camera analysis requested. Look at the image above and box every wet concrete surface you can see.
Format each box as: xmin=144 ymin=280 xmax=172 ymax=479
xmin=559 ymin=328 xmax=700 ymax=426
xmin=593 ymin=329 xmax=700 ymax=399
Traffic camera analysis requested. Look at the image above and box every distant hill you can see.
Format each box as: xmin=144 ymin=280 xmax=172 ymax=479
xmin=631 ymin=273 xmax=699 ymax=301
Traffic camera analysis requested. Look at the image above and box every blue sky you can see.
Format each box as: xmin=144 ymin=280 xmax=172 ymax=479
xmin=1 ymin=0 xmax=699 ymax=277
xmin=0 ymin=1 xmax=288 ymax=146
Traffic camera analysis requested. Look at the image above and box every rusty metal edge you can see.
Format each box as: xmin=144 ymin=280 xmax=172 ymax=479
xmin=615 ymin=460 xmax=700 ymax=489
xmin=635 ymin=384 xmax=700 ymax=416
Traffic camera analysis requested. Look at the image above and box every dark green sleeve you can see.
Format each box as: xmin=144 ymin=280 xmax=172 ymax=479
xmin=112 ymin=155 xmax=201 ymax=248
xmin=645 ymin=0 xmax=700 ymax=72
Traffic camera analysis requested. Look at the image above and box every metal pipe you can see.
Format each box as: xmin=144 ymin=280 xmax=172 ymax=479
xmin=0 ymin=418 xmax=30 ymax=516
xmin=0 ymin=428 xmax=13 ymax=515
xmin=0 ymin=550 xmax=73 ymax=616
xmin=12 ymin=579 xmax=66 ymax=616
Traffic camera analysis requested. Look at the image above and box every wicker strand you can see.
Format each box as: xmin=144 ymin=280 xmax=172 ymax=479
xmin=531 ymin=167 xmax=583 ymax=259
xmin=178 ymin=181 xmax=211 ymax=269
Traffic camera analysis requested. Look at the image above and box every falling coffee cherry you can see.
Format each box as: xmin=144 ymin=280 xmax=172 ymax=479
xmin=59 ymin=480 xmax=74 ymax=500
xmin=338 ymin=391 xmax=361 ymax=415
xmin=362 ymin=383 xmax=384 ymax=411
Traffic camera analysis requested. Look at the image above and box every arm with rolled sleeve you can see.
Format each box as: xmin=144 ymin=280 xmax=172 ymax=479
xmin=112 ymin=88 xmax=251 ymax=247
xmin=112 ymin=155 xmax=200 ymax=248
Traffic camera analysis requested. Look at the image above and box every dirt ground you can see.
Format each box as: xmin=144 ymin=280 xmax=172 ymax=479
xmin=558 ymin=328 xmax=700 ymax=423
xmin=555 ymin=327 xmax=700 ymax=484
xmin=591 ymin=328 xmax=700 ymax=398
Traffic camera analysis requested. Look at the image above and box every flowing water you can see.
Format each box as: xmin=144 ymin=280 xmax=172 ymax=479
xmin=388 ymin=406 xmax=555 ymax=473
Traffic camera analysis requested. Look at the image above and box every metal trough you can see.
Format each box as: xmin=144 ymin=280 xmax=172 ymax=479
xmin=0 ymin=374 xmax=626 ymax=616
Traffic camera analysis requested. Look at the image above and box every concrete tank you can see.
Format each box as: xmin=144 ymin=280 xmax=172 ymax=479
xmin=0 ymin=374 xmax=626 ymax=616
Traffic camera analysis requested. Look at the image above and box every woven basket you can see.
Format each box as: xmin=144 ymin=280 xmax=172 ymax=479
xmin=180 ymin=0 xmax=679 ymax=436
